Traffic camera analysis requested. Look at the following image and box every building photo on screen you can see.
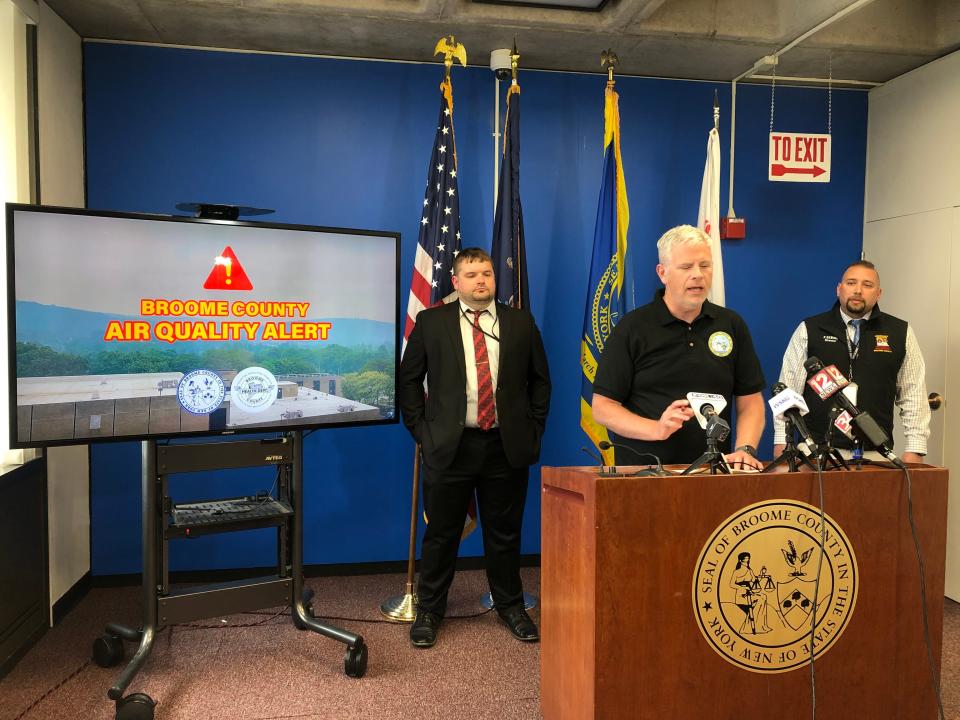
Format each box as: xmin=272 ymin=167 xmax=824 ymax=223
xmin=6 ymin=205 xmax=400 ymax=447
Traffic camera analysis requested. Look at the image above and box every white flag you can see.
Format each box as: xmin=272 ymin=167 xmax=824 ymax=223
xmin=698 ymin=127 xmax=724 ymax=306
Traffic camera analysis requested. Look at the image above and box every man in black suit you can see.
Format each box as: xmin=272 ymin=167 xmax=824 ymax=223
xmin=399 ymin=247 xmax=551 ymax=648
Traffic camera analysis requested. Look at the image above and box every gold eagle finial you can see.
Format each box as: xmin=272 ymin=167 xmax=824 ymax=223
xmin=601 ymin=49 xmax=619 ymax=86
xmin=434 ymin=36 xmax=467 ymax=78
xmin=511 ymin=39 xmax=520 ymax=84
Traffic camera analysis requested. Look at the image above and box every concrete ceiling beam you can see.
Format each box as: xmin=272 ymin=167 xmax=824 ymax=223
xmin=41 ymin=0 xmax=957 ymax=84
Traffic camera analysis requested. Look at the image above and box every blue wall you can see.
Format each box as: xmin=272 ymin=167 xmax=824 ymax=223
xmin=83 ymin=43 xmax=867 ymax=574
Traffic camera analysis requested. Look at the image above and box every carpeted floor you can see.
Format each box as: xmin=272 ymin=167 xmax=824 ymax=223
xmin=2 ymin=569 xmax=541 ymax=720
xmin=2 ymin=568 xmax=958 ymax=720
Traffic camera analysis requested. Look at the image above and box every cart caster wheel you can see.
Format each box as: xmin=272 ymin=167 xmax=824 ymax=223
xmin=344 ymin=640 xmax=367 ymax=678
xmin=115 ymin=693 xmax=155 ymax=720
xmin=93 ymin=633 xmax=125 ymax=668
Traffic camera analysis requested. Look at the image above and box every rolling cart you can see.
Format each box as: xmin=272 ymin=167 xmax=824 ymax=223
xmin=92 ymin=431 xmax=367 ymax=720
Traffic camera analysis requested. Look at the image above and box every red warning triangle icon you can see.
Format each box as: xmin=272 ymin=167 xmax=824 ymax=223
xmin=203 ymin=246 xmax=253 ymax=290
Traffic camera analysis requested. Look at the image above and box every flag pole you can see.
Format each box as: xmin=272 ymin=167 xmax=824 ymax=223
xmin=380 ymin=445 xmax=422 ymax=621
xmin=381 ymin=36 xmax=467 ymax=622
xmin=481 ymin=42 xmax=536 ymax=611
xmin=581 ymin=48 xmax=627 ymax=467
xmin=510 ymin=41 xmax=524 ymax=312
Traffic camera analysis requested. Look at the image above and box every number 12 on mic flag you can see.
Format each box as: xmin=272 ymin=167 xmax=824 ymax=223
xmin=807 ymin=366 xmax=849 ymax=400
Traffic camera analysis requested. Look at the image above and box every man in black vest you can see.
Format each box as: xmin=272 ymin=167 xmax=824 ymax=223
xmin=773 ymin=260 xmax=929 ymax=462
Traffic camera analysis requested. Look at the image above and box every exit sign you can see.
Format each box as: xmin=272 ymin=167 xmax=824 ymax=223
xmin=769 ymin=132 xmax=831 ymax=183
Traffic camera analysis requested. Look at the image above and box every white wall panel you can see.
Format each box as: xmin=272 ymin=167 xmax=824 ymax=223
xmin=864 ymin=51 xmax=960 ymax=222
xmin=864 ymin=49 xmax=960 ymax=600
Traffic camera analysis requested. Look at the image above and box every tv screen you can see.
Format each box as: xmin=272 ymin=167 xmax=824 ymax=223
xmin=6 ymin=204 xmax=400 ymax=448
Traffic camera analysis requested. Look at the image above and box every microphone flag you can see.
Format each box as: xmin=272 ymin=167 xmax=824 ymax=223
xmin=686 ymin=392 xmax=727 ymax=429
xmin=580 ymin=79 xmax=635 ymax=465
xmin=768 ymin=386 xmax=810 ymax=419
xmin=806 ymin=364 xmax=850 ymax=400
xmin=834 ymin=410 xmax=854 ymax=438
xmin=698 ymin=124 xmax=725 ymax=306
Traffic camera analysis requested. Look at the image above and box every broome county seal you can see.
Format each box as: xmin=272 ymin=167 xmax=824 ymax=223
xmin=692 ymin=499 xmax=858 ymax=673
xmin=177 ymin=369 xmax=225 ymax=415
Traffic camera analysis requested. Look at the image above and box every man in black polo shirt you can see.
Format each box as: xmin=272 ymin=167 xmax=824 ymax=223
xmin=773 ymin=260 xmax=929 ymax=461
xmin=591 ymin=225 xmax=766 ymax=468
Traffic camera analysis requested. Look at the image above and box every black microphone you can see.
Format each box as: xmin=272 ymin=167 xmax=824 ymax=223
xmin=768 ymin=382 xmax=818 ymax=457
xmin=802 ymin=357 xmax=903 ymax=465
xmin=581 ymin=444 xmax=626 ymax=477
xmin=580 ymin=446 xmax=602 ymax=467
xmin=803 ymin=356 xmax=861 ymax=418
xmin=598 ymin=440 xmax=665 ymax=475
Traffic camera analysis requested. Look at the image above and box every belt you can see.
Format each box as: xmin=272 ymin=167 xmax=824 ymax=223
xmin=463 ymin=426 xmax=500 ymax=435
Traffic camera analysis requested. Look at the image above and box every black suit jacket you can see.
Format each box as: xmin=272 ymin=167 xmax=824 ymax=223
xmin=398 ymin=301 xmax=551 ymax=470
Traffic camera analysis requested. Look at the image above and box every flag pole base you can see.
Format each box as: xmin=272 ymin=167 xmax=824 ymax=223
xmin=480 ymin=591 xmax=537 ymax=611
xmin=380 ymin=592 xmax=417 ymax=623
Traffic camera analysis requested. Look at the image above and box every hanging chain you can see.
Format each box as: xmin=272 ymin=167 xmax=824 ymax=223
xmin=827 ymin=52 xmax=833 ymax=135
xmin=769 ymin=65 xmax=777 ymax=132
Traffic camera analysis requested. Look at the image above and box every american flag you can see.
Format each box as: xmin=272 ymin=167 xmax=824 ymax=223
xmin=403 ymin=77 xmax=463 ymax=349
xmin=404 ymin=75 xmax=475 ymax=538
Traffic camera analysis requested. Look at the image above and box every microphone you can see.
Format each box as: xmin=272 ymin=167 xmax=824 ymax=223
xmin=768 ymin=382 xmax=817 ymax=457
xmin=802 ymin=356 xmax=858 ymax=414
xmin=580 ymin=444 xmax=624 ymax=476
xmin=686 ymin=392 xmax=727 ymax=429
xmin=580 ymin=446 xmax=602 ymax=466
xmin=598 ymin=440 xmax=665 ymax=475
xmin=803 ymin=357 xmax=904 ymax=466
xmin=686 ymin=392 xmax=731 ymax=442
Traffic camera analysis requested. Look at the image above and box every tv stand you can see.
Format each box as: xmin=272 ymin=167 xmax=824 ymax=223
xmin=92 ymin=431 xmax=367 ymax=720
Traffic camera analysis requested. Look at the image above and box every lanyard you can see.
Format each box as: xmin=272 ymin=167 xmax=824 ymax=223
xmin=844 ymin=322 xmax=860 ymax=381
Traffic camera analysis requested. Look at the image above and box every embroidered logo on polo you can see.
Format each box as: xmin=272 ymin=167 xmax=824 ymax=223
xmin=692 ymin=500 xmax=858 ymax=673
xmin=874 ymin=334 xmax=892 ymax=352
xmin=708 ymin=331 xmax=733 ymax=357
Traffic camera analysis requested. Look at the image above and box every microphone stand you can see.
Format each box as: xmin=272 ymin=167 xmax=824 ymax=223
xmin=762 ymin=417 xmax=817 ymax=474
xmin=681 ymin=418 xmax=731 ymax=475
xmin=851 ymin=437 xmax=864 ymax=470
xmin=814 ymin=409 xmax=849 ymax=471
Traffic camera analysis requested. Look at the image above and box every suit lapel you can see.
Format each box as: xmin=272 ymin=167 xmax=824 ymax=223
xmin=495 ymin=303 xmax=510 ymax=361
xmin=443 ymin=300 xmax=467 ymax=383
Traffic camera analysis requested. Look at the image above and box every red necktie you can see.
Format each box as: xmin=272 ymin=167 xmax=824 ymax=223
xmin=471 ymin=310 xmax=496 ymax=430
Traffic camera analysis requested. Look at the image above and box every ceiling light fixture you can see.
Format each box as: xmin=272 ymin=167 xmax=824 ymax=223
xmin=472 ymin=0 xmax=607 ymax=10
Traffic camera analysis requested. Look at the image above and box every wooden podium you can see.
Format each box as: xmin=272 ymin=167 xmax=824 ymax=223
xmin=540 ymin=465 xmax=947 ymax=720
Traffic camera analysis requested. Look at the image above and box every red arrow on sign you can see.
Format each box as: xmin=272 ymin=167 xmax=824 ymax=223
xmin=771 ymin=164 xmax=826 ymax=178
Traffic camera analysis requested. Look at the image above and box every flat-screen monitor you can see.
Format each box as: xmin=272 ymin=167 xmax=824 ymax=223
xmin=6 ymin=204 xmax=400 ymax=448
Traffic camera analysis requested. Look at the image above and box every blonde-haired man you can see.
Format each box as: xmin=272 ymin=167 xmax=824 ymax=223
xmin=592 ymin=225 xmax=765 ymax=469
